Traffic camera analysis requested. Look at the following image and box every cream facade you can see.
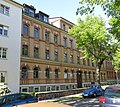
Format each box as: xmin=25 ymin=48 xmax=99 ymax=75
xmin=19 ymin=4 xmax=117 ymax=93
xmin=0 ymin=0 xmax=22 ymax=93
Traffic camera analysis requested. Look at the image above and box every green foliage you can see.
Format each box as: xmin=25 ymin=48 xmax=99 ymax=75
xmin=69 ymin=16 xmax=114 ymax=62
xmin=113 ymin=46 xmax=120 ymax=70
xmin=77 ymin=0 xmax=120 ymax=41
xmin=69 ymin=15 xmax=119 ymax=84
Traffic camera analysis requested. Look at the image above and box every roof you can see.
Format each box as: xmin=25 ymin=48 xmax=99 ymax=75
xmin=4 ymin=0 xmax=23 ymax=8
xmin=49 ymin=17 xmax=75 ymax=25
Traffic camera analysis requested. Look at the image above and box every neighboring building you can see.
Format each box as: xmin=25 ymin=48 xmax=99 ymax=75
xmin=20 ymin=4 xmax=117 ymax=93
xmin=0 ymin=0 xmax=22 ymax=93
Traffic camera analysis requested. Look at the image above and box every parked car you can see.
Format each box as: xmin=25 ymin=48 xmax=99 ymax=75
xmin=99 ymin=86 xmax=120 ymax=107
xmin=0 ymin=93 xmax=38 ymax=107
xmin=82 ymin=84 xmax=103 ymax=97
xmin=17 ymin=102 xmax=72 ymax=107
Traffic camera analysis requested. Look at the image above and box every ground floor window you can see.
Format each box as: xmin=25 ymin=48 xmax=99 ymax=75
xmin=34 ymin=87 xmax=39 ymax=92
xmin=21 ymin=88 xmax=28 ymax=92
xmin=0 ymin=72 xmax=6 ymax=83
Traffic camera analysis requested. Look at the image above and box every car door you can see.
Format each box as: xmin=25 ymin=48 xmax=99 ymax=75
xmin=1 ymin=95 xmax=15 ymax=107
xmin=13 ymin=94 xmax=28 ymax=106
xmin=96 ymin=85 xmax=102 ymax=95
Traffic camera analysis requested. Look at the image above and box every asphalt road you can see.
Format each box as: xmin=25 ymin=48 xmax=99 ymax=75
xmin=73 ymin=97 xmax=100 ymax=107
xmin=62 ymin=97 xmax=100 ymax=107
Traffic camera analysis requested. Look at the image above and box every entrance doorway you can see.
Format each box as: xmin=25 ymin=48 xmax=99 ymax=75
xmin=76 ymin=71 xmax=82 ymax=88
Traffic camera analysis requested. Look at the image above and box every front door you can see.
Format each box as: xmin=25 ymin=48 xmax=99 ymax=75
xmin=76 ymin=71 xmax=82 ymax=88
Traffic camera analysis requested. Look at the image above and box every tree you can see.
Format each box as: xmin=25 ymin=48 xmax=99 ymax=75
xmin=113 ymin=47 xmax=120 ymax=71
xmin=69 ymin=16 xmax=117 ymax=84
xmin=76 ymin=0 xmax=120 ymax=41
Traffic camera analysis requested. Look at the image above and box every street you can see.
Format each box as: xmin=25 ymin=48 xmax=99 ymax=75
xmin=73 ymin=97 xmax=99 ymax=107
xmin=61 ymin=97 xmax=100 ymax=107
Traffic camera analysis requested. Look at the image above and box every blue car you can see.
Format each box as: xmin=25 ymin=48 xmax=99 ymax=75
xmin=82 ymin=84 xmax=103 ymax=97
xmin=0 ymin=93 xmax=38 ymax=107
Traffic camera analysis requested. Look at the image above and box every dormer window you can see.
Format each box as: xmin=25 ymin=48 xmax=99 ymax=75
xmin=23 ymin=4 xmax=36 ymax=17
xmin=29 ymin=9 xmax=34 ymax=17
xmin=44 ymin=16 xmax=48 ymax=23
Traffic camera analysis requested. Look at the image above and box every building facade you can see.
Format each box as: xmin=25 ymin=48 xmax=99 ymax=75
xmin=19 ymin=4 xmax=117 ymax=93
xmin=0 ymin=0 xmax=22 ymax=93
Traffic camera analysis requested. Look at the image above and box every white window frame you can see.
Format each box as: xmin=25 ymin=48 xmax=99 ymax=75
xmin=0 ymin=4 xmax=9 ymax=16
xmin=0 ymin=47 xmax=7 ymax=59
xmin=64 ymin=71 xmax=68 ymax=79
xmin=0 ymin=71 xmax=7 ymax=83
xmin=0 ymin=25 xmax=8 ymax=36
xmin=21 ymin=87 xmax=29 ymax=92
xmin=34 ymin=87 xmax=40 ymax=92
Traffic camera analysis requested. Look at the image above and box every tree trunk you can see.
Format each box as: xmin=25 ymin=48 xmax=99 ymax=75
xmin=96 ymin=65 xmax=101 ymax=85
xmin=96 ymin=59 xmax=104 ymax=85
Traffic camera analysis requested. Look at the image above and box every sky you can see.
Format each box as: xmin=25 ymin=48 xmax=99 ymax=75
xmin=15 ymin=0 xmax=108 ymax=24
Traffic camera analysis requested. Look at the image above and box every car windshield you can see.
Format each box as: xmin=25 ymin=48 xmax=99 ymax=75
xmin=104 ymin=88 xmax=120 ymax=98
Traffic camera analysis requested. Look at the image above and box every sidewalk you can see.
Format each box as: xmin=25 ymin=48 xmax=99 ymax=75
xmin=39 ymin=93 xmax=82 ymax=102
xmin=38 ymin=85 xmax=116 ymax=102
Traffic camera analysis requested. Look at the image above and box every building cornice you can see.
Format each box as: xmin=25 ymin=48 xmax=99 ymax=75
xmin=4 ymin=0 xmax=23 ymax=8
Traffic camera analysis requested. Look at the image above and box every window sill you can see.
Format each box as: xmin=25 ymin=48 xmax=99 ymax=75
xmin=0 ymin=35 xmax=8 ymax=37
xmin=0 ymin=58 xmax=7 ymax=60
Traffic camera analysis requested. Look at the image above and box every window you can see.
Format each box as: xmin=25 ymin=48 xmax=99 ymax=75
xmin=45 ymin=69 xmax=50 ymax=79
xmin=22 ymin=45 xmax=28 ymax=57
xmin=70 ymin=54 xmax=73 ymax=63
xmin=0 ymin=5 xmax=9 ymax=15
xmin=83 ymin=59 xmax=86 ymax=65
xmin=87 ymin=59 xmax=90 ymax=66
xmin=0 ymin=25 xmax=8 ymax=36
xmin=69 ymin=40 xmax=73 ymax=48
xmin=64 ymin=70 xmax=68 ymax=79
xmin=92 ymin=62 xmax=94 ymax=67
xmin=24 ymin=7 xmax=34 ymax=17
xmin=84 ymin=72 xmax=87 ymax=80
xmin=29 ymin=9 xmax=34 ymax=17
xmin=34 ymin=28 xmax=39 ymax=38
xmin=46 ymin=50 xmax=50 ymax=60
xmin=54 ymin=51 xmax=58 ymax=61
xmin=88 ymin=72 xmax=91 ymax=80
xmin=34 ymin=87 xmax=39 ymax=92
xmin=63 ymin=38 xmax=67 ymax=46
xmin=23 ymin=24 xmax=29 ymax=35
xmin=54 ymin=35 xmax=58 ymax=44
xmin=0 ymin=72 xmax=6 ymax=82
xmin=22 ymin=88 xmax=28 ymax=92
xmin=93 ymin=72 xmax=95 ymax=80
xmin=34 ymin=47 xmax=39 ymax=58
xmin=45 ymin=31 xmax=49 ymax=42
xmin=63 ymin=24 xmax=66 ymax=31
xmin=64 ymin=53 xmax=67 ymax=63
xmin=33 ymin=68 xmax=39 ymax=79
xmin=21 ymin=67 xmax=28 ymax=79
xmin=77 ymin=56 xmax=80 ymax=64
xmin=0 ymin=47 xmax=7 ymax=59
xmin=55 ymin=69 xmax=58 ymax=79
xmin=70 ymin=70 xmax=74 ymax=79
xmin=44 ymin=16 xmax=48 ymax=22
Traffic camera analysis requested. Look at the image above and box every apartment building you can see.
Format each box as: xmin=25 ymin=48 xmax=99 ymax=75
xmin=0 ymin=0 xmax=22 ymax=93
xmin=19 ymin=3 xmax=117 ymax=93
